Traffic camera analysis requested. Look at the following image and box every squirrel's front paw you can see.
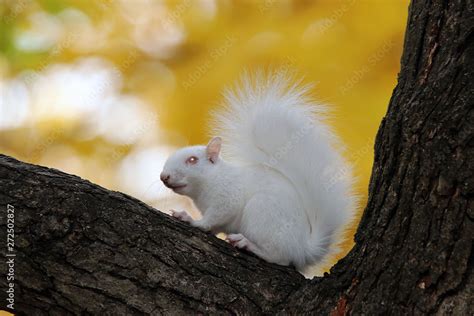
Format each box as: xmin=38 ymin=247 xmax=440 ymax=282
xmin=171 ymin=210 xmax=193 ymax=223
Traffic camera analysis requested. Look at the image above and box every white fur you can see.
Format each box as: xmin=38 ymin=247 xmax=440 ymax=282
xmin=161 ymin=71 xmax=357 ymax=273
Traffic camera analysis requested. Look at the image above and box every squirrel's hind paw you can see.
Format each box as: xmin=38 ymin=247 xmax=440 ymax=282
xmin=226 ymin=233 xmax=252 ymax=251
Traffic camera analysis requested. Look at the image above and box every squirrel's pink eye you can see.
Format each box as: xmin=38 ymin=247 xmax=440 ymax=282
xmin=186 ymin=156 xmax=198 ymax=165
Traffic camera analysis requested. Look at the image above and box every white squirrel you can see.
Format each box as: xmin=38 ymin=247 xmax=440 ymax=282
xmin=160 ymin=71 xmax=357 ymax=273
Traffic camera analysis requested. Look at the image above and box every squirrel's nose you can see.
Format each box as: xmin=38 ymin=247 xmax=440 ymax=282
xmin=160 ymin=173 xmax=170 ymax=183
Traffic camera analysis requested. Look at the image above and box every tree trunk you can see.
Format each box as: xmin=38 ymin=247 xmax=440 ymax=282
xmin=281 ymin=0 xmax=474 ymax=311
xmin=1 ymin=0 xmax=473 ymax=314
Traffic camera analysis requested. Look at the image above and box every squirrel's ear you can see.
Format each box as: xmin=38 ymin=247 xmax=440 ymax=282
xmin=206 ymin=136 xmax=222 ymax=163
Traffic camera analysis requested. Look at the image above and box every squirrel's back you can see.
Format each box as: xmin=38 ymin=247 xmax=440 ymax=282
xmin=213 ymin=70 xmax=357 ymax=269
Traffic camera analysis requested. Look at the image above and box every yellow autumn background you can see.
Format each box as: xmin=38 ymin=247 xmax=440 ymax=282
xmin=0 ymin=0 xmax=408 ymax=272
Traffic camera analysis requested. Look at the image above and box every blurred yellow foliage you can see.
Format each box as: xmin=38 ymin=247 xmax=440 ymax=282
xmin=0 ymin=0 xmax=409 ymax=270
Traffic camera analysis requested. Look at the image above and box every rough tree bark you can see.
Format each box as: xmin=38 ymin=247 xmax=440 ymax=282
xmin=1 ymin=0 xmax=472 ymax=314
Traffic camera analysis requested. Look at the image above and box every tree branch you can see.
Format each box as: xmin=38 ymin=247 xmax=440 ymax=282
xmin=0 ymin=154 xmax=304 ymax=314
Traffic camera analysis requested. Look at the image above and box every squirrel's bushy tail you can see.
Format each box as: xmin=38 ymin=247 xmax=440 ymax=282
xmin=213 ymin=70 xmax=357 ymax=269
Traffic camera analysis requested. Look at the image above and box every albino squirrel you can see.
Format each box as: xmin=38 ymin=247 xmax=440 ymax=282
xmin=161 ymin=71 xmax=356 ymax=273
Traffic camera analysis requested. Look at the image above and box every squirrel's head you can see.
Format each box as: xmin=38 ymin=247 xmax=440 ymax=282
xmin=160 ymin=136 xmax=222 ymax=196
